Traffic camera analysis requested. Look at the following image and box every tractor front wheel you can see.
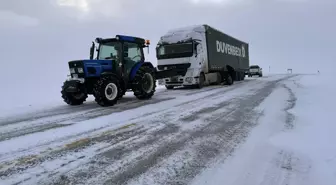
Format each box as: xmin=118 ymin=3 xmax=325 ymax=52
xmin=93 ymin=76 xmax=122 ymax=107
xmin=61 ymin=81 xmax=88 ymax=105
xmin=132 ymin=65 xmax=156 ymax=100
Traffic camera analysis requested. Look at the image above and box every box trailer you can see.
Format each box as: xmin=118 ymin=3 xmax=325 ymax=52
xmin=156 ymin=24 xmax=250 ymax=89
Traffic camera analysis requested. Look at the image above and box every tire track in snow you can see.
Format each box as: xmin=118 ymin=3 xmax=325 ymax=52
xmin=0 ymin=83 xmax=234 ymax=128
xmin=1 ymin=78 xmax=265 ymax=185
xmin=0 ymin=75 xmax=296 ymax=185
xmin=44 ymin=77 xmax=294 ymax=185
xmin=259 ymin=150 xmax=312 ymax=185
xmin=123 ymin=80 xmax=279 ymax=185
xmin=282 ymin=83 xmax=297 ymax=130
xmin=239 ymin=77 xmax=306 ymax=185
xmin=0 ymin=80 xmax=252 ymax=142
xmin=0 ymin=97 xmax=174 ymax=142
xmin=0 ymin=79 xmax=260 ymax=162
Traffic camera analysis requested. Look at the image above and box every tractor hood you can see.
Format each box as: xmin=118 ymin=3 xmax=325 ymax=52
xmin=68 ymin=59 xmax=115 ymax=78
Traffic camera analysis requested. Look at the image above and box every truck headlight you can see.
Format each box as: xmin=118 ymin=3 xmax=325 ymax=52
xmin=186 ymin=77 xmax=193 ymax=82
xmin=70 ymin=68 xmax=75 ymax=73
xmin=77 ymin=68 xmax=84 ymax=73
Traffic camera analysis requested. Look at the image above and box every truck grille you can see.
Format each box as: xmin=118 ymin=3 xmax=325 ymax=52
xmin=157 ymin=63 xmax=191 ymax=70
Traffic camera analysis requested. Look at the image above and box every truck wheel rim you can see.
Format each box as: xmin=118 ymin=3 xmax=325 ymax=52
xmin=105 ymin=83 xmax=118 ymax=100
xmin=142 ymin=73 xmax=154 ymax=93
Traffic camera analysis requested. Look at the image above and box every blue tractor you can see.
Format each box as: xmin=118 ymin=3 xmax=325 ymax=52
xmin=61 ymin=35 xmax=189 ymax=107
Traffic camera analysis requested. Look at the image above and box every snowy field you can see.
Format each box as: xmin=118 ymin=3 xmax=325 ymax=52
xmin=0 ymin=73 xmax=334 ymax=185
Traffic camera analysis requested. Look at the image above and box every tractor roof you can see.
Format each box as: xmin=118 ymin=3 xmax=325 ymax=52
xmin=96 ymin=35 xmax=149 ymax=46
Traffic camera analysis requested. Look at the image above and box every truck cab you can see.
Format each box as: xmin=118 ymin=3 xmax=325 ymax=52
xmin=156 ymin=26 xmax=208 ymax=89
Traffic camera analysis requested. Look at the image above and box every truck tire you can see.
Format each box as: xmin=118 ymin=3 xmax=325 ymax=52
xmin=93 ymin=76 xmax=121 ymax=107
xmin=225 ymin=73 xmax=233 ymax=85
xmin=132 ymin=65 xmax=156 ymax=100
xmin=197 ymin=73 xmax=205 ymax=88
xmin=165 ymin=85 xmax=174 ymax=90
xmin=235 ymin=72 xmax=240 ymax=81
xmin=61 ymin=81 xmax=88 ymax=105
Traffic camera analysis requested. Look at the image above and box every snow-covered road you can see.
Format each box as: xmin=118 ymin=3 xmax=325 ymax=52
xmin=2 ymin=74 xmax=327 ymax=185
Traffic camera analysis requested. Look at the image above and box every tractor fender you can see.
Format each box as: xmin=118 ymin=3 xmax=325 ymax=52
xmin=129 ymin=62 xmax=155 ymax=81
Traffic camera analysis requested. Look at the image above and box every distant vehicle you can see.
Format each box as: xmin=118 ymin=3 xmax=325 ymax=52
xmin=156 ymin=24 xmax=250 ymax=89
xmin=248 ymin=65 xmax=263 ymax=77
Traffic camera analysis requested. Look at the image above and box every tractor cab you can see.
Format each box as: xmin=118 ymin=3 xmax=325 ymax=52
xmin=88 ymin=35 xmax=150 ymax=80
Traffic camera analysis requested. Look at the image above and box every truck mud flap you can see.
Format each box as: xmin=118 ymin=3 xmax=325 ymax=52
xmin=155 ymin=68 xmax=188 ymax=79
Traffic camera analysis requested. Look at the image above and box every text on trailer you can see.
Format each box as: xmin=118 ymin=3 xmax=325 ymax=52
xmin=216 ymin=40 xmax=245 ymax=58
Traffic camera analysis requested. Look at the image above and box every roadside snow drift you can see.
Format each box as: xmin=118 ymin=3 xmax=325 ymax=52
xmin=192 ymin=73 xmax=336 ymax=185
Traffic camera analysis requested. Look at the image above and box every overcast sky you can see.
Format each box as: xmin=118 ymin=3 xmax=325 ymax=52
xmin=0 ymin=0 xmax=335 ymax=106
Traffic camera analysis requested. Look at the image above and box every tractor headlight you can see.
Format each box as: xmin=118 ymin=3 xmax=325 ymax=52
xmin=70 ymin=68 xmax=75 ymax=73
xmin=77 ymin=68 xmax=84 ymax=73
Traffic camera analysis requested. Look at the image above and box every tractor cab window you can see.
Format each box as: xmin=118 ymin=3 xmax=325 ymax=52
xmin=98 ymin=42 xmax=121 ymax=60
xmin=123 ymin=42 xmax=143 ymax=73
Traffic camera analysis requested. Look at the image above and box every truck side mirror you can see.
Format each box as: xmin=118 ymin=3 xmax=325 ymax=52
xmin=90 ymin=42 xmax=95 ymax=60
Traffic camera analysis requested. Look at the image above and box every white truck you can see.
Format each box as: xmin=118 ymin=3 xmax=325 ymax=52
xmin=248 ymin=65 xmax=263 ymax=77
xmin=156 ymin=24 xmax=250 ymax=89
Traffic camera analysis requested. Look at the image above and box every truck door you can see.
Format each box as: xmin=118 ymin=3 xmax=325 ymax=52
xmin=196 ymin=42 xmax=205 ymax=71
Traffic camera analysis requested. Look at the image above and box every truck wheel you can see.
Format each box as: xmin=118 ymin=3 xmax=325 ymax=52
xmin=235 ymin=72 xmax=240 ymax=81
xmin=215 ymin=72 xmax=222 ymax=85
xmin=225 ymin=74 xmax=233 ymax=85
xmin=61 ymin=81 xmax=88 ymax=105
xmin=197 ymin=73 xmax=205 ymax=88
xmin=132 ymin=65 xmax=156 ymax=100
xmin=93 ymin=76 xmax=121 ymax=107
xmin=259 ymin=73 xmax=263 ymax=77
xmin=165 ymin=85 xmax=174 ymax=90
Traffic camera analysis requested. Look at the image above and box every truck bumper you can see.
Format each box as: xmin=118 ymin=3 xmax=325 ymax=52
xmin=158 ymin=76 xmax=199 ymax=86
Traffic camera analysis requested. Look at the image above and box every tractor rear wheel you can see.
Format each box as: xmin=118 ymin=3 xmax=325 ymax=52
xmin=132 ymin=65 xmax=156 ymax=100
xmin=93 ymin=76 xmax=122 ymax=107
xmin=61 ymin=80 xmax=88 ymax=105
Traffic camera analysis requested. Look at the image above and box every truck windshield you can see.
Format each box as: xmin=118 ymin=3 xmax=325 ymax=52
xmin=250 ymin=66 xmax=259 ymax=69
xmin=157 ymin=42 xmax=193 ymax=59
xmin=98 ymin=42 xmax=121 ymax=60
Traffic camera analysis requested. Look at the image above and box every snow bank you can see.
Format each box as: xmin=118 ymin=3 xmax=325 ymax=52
xmin=192 ymin=73 xmax=336 ymax=185
xmin=269 ymin=73 xmax=336 ymax=185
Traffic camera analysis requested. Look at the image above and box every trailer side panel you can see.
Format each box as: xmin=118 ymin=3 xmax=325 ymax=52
xmin=204 ymin=25 xmax=249 ymax=72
